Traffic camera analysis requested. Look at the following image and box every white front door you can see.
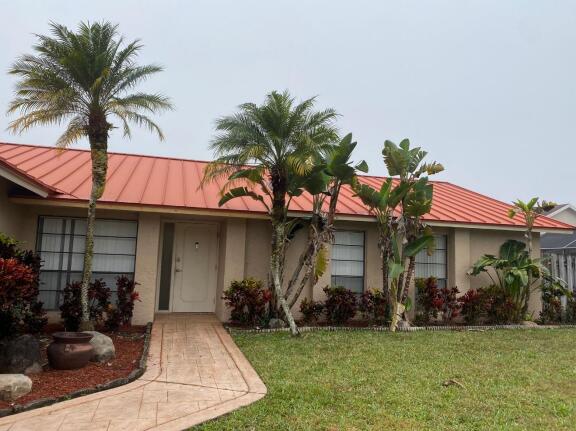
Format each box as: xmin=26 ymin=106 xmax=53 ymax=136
xmin=171 ymin=223 xmax=218 ymax=312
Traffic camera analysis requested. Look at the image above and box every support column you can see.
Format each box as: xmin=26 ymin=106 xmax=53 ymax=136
xmin=449 ymin=228 xmax=470 ymax=292
xmin=133 ymin=213 xmax=161 ymax=325
xmin=216 ymin=219 xmax=246 ymax=321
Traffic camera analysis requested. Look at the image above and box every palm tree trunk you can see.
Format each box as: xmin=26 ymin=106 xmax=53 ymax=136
xmin=271 ymin=221 xmax=298 ymax=335
xmin=78 ymin=141 xmax=108 ymax=331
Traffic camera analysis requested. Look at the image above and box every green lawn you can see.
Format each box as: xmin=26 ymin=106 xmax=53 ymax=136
xmin=196 ymin=329 xmax=576 ymax=431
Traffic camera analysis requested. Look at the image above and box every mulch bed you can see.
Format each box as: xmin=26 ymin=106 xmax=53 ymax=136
xmin=0 ymin=326 xmax=146 ymax=410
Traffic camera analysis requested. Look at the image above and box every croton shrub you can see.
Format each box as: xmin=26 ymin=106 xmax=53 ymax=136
xmin=414 ymin=277 xmax=461 ymax=325
xmin=0 ymin=234 xmax=46 ymax=338
xmin=323 ymin=286 xmax=357 ymax=325
xmin=222 ymin=278 xmax=271 ymax=326
xmin=60 ymin=277 xmax=140 ymax=331
xmin=299 ymin=297 xmax=324 ymax=324
xmin=358 ymin=289 xmax=388 ymax=324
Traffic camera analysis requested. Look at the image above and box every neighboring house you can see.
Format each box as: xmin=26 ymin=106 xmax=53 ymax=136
xmin=541 ymin=204 xmax=576 ymax=293
xmin=0 ymin=142 xmax=572 ymax=324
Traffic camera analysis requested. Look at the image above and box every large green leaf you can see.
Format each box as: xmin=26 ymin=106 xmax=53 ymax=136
xmin=388 ymin=261 xmax=405 ymax=279
xmin=218 ymin=187 xmax=267 ymax=208
xmin=404 ymin=235 xmax=435 ymax=257
xmin=228 ymin=168 xmax=264 ymax=183
xmin=355 ymin=160 xmax=369 ymax=173
xmin=499 ymin=240 xmax=526 ymax=261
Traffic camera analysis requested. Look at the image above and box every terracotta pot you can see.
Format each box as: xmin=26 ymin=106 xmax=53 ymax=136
xmin=47 ymin=332 xmax=94 ymax=370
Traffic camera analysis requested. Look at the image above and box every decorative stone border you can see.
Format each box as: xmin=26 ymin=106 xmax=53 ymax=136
xmin=0 ymin=322 xmax=153 ymax=418
xmin=228 ymin=323 xmax=576 ymax=334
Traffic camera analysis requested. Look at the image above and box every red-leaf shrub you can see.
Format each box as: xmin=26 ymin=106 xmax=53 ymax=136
xmin=415 ymin=278 xmax=460 ymax=325
xmin=415 ymin=277 xmax=440 ymax=325
xmin=0 ymin=234 xmax=46 ymax=338
xmin=459 ymin=286 xmax=519 ymax=325
xmin=323 ymin=286 xmax=357 ymax=325
xmin=60 ymin=279 xmax=111 ymax=331
xmin=223 ymin=278 xmax=271 ymax=326
xmin=459 ymin=289 xmax=489 ymax=324
xmin=105 ymin=276 xmax=141 ymax=331
xmin=299 ymin=297 xmax=324 ymax=324
xmin=359 ymin=289 xmax=388 ymax=324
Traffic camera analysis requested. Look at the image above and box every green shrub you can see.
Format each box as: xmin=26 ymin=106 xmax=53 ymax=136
xmin=299 ymin=297 xmax=324 ymax=324
xmin=222 ymin=278 xmax=271 ymax=327
xmin=539 ymin=281 xmax=569 ymax=324
xmin=323 ymin=286 xmax=357 ymax=325
xmin=358 ymin=289 xmax=387 ymax=324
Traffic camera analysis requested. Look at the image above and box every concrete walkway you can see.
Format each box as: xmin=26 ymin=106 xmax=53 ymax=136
xmin=0 ymin=314 xmax=267 ymax=431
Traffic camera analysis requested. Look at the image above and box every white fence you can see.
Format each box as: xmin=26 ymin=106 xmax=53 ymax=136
xmin=547 ymin=253 xmax=576 ymax=294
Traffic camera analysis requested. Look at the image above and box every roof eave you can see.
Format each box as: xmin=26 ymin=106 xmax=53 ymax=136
xmin=0 ymin=162 xmax=55 ymax=198
xmin=8 ymin=196 xmax=574 ymax=233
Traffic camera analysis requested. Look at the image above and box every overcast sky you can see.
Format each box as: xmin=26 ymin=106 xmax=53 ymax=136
xmin=1 ymin=0 xmax=575 ymax=204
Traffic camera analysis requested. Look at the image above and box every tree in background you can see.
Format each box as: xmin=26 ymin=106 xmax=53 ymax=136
xmin=8 ymin=22 xmax=172 ymax=329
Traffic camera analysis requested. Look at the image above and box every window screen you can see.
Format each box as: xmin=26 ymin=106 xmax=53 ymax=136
xmin=331 ymin=231 xmax=365 ymax=294
xmin=36 ymin=216 xmax=138 ymax=309
xmin=415 ymin=234 xmax=447 ymax=288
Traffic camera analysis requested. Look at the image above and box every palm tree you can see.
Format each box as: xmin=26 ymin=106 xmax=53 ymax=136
xmin=204 ymin=90 xmax=339 ymax=335
xmin=7 ymin=21 xmax=172 ymax=330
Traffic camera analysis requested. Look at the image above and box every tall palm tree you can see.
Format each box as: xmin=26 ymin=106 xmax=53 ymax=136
xmin=7 ymin=21 xmax=172 ymax=330
xmin=203 ymin=91 xmax=339 ymax=335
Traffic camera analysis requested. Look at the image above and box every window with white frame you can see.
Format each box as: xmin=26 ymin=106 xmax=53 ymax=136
xmin=331 ymin=231 xmax=365 ymax=294
xmin=414 ymin=234 xmax=447 ymax=288
xmin=36 ymin=216 xmax=138 ymax=309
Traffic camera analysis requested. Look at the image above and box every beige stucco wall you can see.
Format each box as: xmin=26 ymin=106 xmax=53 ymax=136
xmin=0 ymin=177 xmax=24 ymax=240
xmin=132 ymin=213 xmax=161 ymax=325
xmin=215 ymin=219 xmax=247 ymax=321
xmin=0 ymin=175 xmax=545 ymax=323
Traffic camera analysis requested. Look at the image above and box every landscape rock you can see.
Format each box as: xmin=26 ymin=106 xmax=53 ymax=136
xmin=84 ymin=331 xmax=115 ymax=362
xmin=0 ymin=374 xmax=32 ymax=401
xmin=268 ymin=318 xmax=287 ymax=329
xmin=521 ymin=321 xmax=539 ymax=327
xmin=0 ymin=335 xmax=42 ymax=374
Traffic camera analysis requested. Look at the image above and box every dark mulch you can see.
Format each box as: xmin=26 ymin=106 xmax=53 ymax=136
xmin=0 ymin=326 xmax=145 ymax=409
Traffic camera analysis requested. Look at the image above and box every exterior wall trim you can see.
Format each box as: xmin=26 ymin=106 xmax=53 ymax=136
xmin=10 ymin=196 xmax=573 ymax=234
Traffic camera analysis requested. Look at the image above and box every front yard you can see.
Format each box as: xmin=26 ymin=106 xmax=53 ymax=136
xmin=197 ymin=329 xmax=576 ymax=430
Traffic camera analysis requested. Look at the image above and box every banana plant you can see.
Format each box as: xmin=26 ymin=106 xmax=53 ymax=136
xmin=284 ymin=133 xmax=368 ymax=308
xmin=507 ymin=198 xmax=557 ymax=315
xmin=353 ymin=139 xmax=443 ymax=331
xmin=508 ymin=198 xmax=556 ymax=255
xmin=469 ymin=239 xmax=560 ymax=321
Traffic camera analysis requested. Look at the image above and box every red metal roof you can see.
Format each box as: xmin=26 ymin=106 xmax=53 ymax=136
xmin=0 ymin=142 xmax=572 ymax=231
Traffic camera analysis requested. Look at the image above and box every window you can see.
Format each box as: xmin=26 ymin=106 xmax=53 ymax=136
xmin=36 ymin=216 xmax=138 ymax=309
xmin=415 ymin=234 xmax=447 ymax=288
xmin=331 ymin=231 xmax=365 ymax=294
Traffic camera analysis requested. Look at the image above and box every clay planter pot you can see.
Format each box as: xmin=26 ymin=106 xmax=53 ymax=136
xmin=47 ymin=332 xmax=94 ymax=370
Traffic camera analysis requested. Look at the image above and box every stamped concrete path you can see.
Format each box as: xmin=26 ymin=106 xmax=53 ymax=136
xmin=0 ymin=314 xmax=267 ymax=431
